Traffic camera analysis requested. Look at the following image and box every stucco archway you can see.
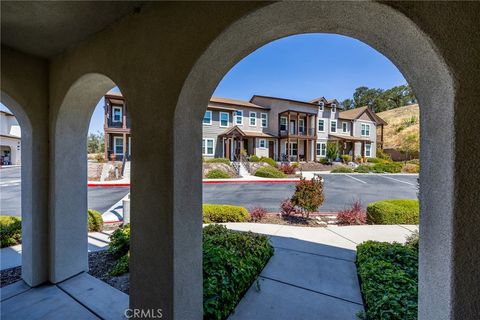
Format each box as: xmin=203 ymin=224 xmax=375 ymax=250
xmin=174 ymin=2 xmax=454 ymax=318
xmin=50 ymin=73 xmax=117 ymax=282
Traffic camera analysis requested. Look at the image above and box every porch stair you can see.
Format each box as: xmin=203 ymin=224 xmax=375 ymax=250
xmin=237 ymin=161 xmax=251 ymax=177
xmin=122 ymin=161 xmax=131 ymax=179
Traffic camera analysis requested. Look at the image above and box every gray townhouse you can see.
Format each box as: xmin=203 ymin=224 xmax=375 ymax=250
xmin=203 ymin=95 xmax=387 ymax=162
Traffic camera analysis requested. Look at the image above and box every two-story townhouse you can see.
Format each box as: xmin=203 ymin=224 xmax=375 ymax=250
xmin=203 ymin=97 xmax=277 ymax=160
xmin=203 ymin=95 xmax=387 ymax=162
xmin=103 ymin=92 xmax=131 ymax=161
xmin=0 ymin=110 xmax=21 ymax=165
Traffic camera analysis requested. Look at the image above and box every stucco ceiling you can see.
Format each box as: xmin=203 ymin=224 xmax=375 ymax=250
xmin=1 ymin=1 xmax=144 ymax=58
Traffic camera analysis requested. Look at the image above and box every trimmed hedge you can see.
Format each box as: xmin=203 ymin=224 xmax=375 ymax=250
xmin=203 ymin=204 xmax=249 ymax=223
xmin=330 ymin=166 xmax=354 ymax=173
xmin=371 ymin=162 xmax=403 ymax=173
xmin=205 ymin=169 xmax=231 ymax=179
xmin=203 ymin=224 xmax=274 ymax=319
xmin=88 ymin=209 xmax=104 ymax=232
xmin=0 ymin=216 xmax=22 ymax=248
xmin=367 ymin=200 xmax=419 ymax=224
xmin=248 ymin=155 xmax=260 ymax=162
xmin=254 ymin=166 xmax=287 ymax=178
xmin=259 ymin=157 xmax=277 ymax=167
xmin=356 ymin=241 xmax=418 ymax=320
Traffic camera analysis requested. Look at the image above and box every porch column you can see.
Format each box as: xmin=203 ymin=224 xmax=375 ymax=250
xmin=104 ymin=132 xmax=109 ymax=159
xmin=122 ymin=132 xmax=127 ymax=160
xmin=305 ymin=139 xmax=309 ymax=163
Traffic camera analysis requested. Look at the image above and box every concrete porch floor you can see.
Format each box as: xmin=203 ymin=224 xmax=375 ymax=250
xmin=1 ymin=273 xmax=128 ymax=320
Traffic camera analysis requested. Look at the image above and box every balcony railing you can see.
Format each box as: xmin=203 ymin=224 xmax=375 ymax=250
xmin=279 ymin=127 xmax=316 ymax=138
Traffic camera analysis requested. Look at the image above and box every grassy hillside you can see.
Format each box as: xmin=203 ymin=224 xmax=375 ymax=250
xmin=377 ymin=104 xmax=419 ymax=149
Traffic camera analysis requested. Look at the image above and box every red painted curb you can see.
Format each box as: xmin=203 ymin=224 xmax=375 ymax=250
xmin=88 ymin=180 xmax=300 ymax=187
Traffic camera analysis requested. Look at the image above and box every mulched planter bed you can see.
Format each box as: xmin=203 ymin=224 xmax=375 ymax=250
xmin=252 ymin=213 xmax=337 ymax=227
xmin=300 ymin=162 xmax=332 ymax=171
xmin=0 ymin=250 xmax=129 ymax=294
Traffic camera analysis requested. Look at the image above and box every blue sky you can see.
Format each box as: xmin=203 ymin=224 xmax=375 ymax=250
xmin=1 ymin=34 xmax=407 ymax=134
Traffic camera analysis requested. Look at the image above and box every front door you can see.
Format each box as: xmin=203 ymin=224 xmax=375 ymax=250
xmin=290 ymin=120 xmax=296 ymax=135
xmin=268 ymin=141 xmax=274 ymax=158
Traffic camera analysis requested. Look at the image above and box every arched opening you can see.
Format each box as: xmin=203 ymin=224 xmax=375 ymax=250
xmin=173 ymin=1 xmax=454 ymax=318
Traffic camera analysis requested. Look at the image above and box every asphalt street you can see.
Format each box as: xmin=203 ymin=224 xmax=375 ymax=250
xmin=1 ymin=166 xmax=418 ymax=216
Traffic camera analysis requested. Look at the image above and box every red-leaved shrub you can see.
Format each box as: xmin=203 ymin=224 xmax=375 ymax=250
xmin=337 ymin=200 xmax=366 ymax=225
xmin=291 ymin=178 xmax=325 ymax=218
xmin=250 ymin=207 xmax=267 ymax=222
xmin=277 ymin=163 xmax=296 ymax=174
xmin=280 ymin=199 xmax=296 ymax=217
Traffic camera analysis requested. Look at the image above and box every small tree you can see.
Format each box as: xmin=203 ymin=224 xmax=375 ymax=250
xmin=326 ymin=142 xmax=338 ymax=163
xmin=398 ymin=134 xmax=419 ymax=160
xmin=291 ymin=177 xmax=325 ymax=218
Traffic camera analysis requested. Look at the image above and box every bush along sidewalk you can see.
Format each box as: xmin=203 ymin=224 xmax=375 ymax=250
xmin=107 ymin=224 xmax=274 ymax=320
xmin=356 ymin=240 xmax=418 ymax=320
xmin=0 ymin=216 xmax=22 ymax=248
xmin=367 ymin=199 xmax=419 ymax=224
xmin=202 ymin=204 xmax=249 ymax=223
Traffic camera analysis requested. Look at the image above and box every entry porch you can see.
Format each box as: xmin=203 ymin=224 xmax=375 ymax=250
xmin=220 ymin=126 xmax=277 ymax=161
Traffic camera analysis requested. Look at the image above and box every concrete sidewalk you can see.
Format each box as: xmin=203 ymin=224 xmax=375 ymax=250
xmin=0 ymin=231 xmax=113 ymax=270
xmin=225 ymin=223 xmax=417 ymax=320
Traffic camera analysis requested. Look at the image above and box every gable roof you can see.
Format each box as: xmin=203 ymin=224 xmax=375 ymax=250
xmin=219 ymin=125 xmax=277 ymax=138
xmin=250 ymin=95 xmax=319 ymax=108
xmin=339 ymin=106 xmax=387 ymax=125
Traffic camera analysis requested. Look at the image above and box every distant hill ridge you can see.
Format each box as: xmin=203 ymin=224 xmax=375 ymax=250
xmin=377 ymin=104 xmax=419 ymax=149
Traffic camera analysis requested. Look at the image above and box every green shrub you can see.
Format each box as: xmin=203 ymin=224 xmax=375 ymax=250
xmin=354 ymin=165 xmax=371 ymax=173
xmin=356 ymin=241 xmax=418 ymax=320
xmin=202 ymin=204 xmax=249 ymax=223
xmin=318 ymin=157 xmax=328 ymax=165
xmin=0 ymin=216 xmax=22 ymax=248
xmin=367 ymin=200 xmax=419 ymax=224
xmin=371 ymin=162 xmax=403 ymax=173
xmin=248 ymin=155 xmax=260 ymax=162
xmin=341 ymin=155 xmax=352 ymax=163
xmin=376 ymin=147 xmax=392 ymax=161
xmin=110 ymin=253 xmax=130 ymax=276
xmin=259 ymin=157 xmax=277 ymax=167
xmin=291 ymin=162 xmax=299 ymax=169
xmin=204 ymin=158 xmax=231 ymax=165
xmin=291 ymin=178 xmax=324 ymax=218
xmin=109 ymin=224 xmax=130 ymax=258
xmin=366 ymin=157 xmax=388 ymax=164
xmin=205 ymin=169 xmax=231 ymax=179
xmin=203 ymin=224 xmax=274 ymax=319
xmin=402 ymin=163 xmax=420 ymax=173
xmin=326 ymin=142 xmax=339 ymax=161
xmin=254 ymin=166 xmax=287 ymax=178
xmin=330 ymin=166 xmax=354 ymax=173
xmin=87 ymin=209 xmax=103 ymax=232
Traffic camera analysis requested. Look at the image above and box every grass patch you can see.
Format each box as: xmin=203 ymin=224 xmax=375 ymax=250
xmin=354 ymin=165 xmax=371 ymax=173
xmin=254 ymin=166 xmax=287 ymax=178
xmin=330 ymin=166 xmax=354 ymax=173
xmin=0 ymin=216 xmax=22 ymax=248
xmin=356 ymin=241 xmax=418 ymax=320
xmin=371 ymin=162 xmax=403 ymax=173
xmin=367 ymin=199 xmax=419 ymax=224
xmin=204 ymin=158 xmax=231 ymax=165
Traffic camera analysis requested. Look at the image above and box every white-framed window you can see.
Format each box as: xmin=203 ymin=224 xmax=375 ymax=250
xmin=219 ymin=112 xmax=229 ymax=127
xmin=259 ymin=139 xmax=267 ymax=148
xmin=288 ymin=142 xmax=298 ymax=156
xmin=235 ymin=110 xmax=243 ymax=125
xmin=261 ymin=113 xmax=268 ymax=128
xmin=316 ymin=142 xmax=326 ymax=157
xmin=114 ymin=136 xmax=124 ymax=155
xmin=318 ymin=102 xmax=324 ymax=111
xmin=249 ymin=111 xmax=257 ymax=126
xmin=361 ymin=123 xmax=371 ymax=136
xmin=331 ymin=120 xmax=337 ymax=133
xmin=332 ymin=104 xmax=337 ymax=113
xmin=365 ymin=143 xmax=372 ymax=157
xmin=299 ymin=118 xmax=305 ymax=133
xmin=112 ymin=106 xmax=122 ymax=122
xmin=202 ymin=138 xmax=215 ymax=156
xmin=318 ymin=119 xmax=325 ymax=132
xmin=280 ymin=117 xmax=287 ymax=131
xmin=342 ymin=122 xmax=348 ymax=133
xmin=203 ymin=110 xmax=212 ymax=125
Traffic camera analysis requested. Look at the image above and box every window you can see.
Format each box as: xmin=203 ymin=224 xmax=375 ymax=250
xmin=112 ymin=106 xmax=122 ymax=122
xmin=316 ymin=142 xmax=326 ymax=157
xmin=235 ymin=110 xmax=243 ymax=125
xmin=318 ymin=102 xmax=324 ymax=111
xmin=361 ymin=123 xmax=371 ymax=136
xmin=259 ymin=139 xmax=266 ymax=148
xmin=318 ymin=119 xmax=325 ymax=132
xmin=114 ymin=136 xmax=124 ymax=155
xmin=280 ymin=117 xmax=287 ymax=131
xmin=249 ymin=111 xmax=257 ymax=126
xmin=202 ymin=138 xmax=214 ymax=156
xmin=299 ymin=119 xmax=305 ymax=133
xmin=220 ymin=112 xmax=229 ymax=127
xmin=331 ymin=120 xmax=337 ymax=133
xmin=261 ymin=113 xmax=268 ymax=128
xmin=203 ymin=110 xmax=212 ymax=125
xmin=332 ymin=104 xmax=337 ymax=113
xmin=342 ymin=122 xmax=348 ymax=133
xmin=288 ymin=142 xmax=298 ymax=156
xmin=365 ymin=143 xmax=372 ymax=157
